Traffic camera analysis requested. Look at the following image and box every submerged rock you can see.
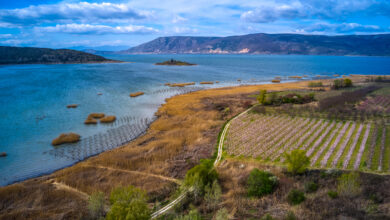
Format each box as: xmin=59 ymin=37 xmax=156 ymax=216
xmin=0 ymin=152 xmax=7 ymax=157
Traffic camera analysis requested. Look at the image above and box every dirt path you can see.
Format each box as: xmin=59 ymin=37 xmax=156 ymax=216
xmin=51 ymin=181 xmax=89 ymax=200
xmin=151 ymin=107 xmax=252 ymax=219
xmin=84 ymin=164 xmax=182 ymax=184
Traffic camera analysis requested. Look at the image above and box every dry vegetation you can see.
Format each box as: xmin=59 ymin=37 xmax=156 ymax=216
xmin=200 ymin=81 xmax=214 ymax=84
xmin=0 ymin=76 xmax=379 ymax=219
xmin=130 ymin=92 xmax=145 ymax=97
xmin=167 ymin=82 xmax=195 ymax=87
xmin=66 ymin=104 xmax=78 ymax=108
xmin=88 ymin=113 xmax=105 ymax=118
xmin=218 ymin=159 xmax=390 ymax=219
xmin=100 ymin=115 xmax=116 ymax=123
xmin=51 ymin=133 xmax=80 ymax=146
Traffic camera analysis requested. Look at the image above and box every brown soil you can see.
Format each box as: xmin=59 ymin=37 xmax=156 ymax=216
xmin=51 ymin=133 xmax=80 ymax=146
xmin=100 ymin=115 xmax=116 ymax=123
xmin=130 ymin=92 xmax=144 ymax=97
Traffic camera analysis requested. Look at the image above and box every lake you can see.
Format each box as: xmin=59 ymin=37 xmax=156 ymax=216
xmin=0 ymin=54 xmax=389 ymax=186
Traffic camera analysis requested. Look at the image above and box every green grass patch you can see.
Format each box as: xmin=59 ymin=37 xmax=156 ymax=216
xmin=383 ymin=126 xmax=390 ymax=172
xmin=370 ymin=126 xmax=382 ymax=171
xmin=360 ymin=124 xmax=376 ymax=170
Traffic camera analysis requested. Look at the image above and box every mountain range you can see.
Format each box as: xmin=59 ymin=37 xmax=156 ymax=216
xmin=121 ymin=33 xmax=390 ymax=56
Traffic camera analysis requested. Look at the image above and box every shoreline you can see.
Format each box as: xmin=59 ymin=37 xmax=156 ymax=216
xmin=0 ymin=75 xmax=375 ymax=219
xmin=0 ymin=80 xmax=307 ymax=187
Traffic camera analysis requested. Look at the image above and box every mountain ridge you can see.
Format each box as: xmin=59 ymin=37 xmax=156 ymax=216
xmin=122 ymin=33 xmax=390 ymax=56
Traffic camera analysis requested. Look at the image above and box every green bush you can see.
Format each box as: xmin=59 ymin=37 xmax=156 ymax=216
xmin=304 ymin=181 xmax=318 ymax=193
xmin=284 ymin=211 xmax=297 ymax=220
xmin=308 ymin=81 xmax=323 ymax=87
xmin=174 ymin=208 xmax=202 ymax=220
xmin=257 ymin=90 xmax=267 ymax=104
xmin=328 ymin=190 xmax=338 ymax=199
xmin=284 ymin=149 xmax=310 ymax=175
xmin=332 ymin=78 xmax=353 ymax=89
xmin=287 ymin=189 xmax=305 ymax=205
xmin=213 ymin=208 xmax=229 ymax=220
xmin=337 ymin=172 xmax=361 ymax=197
xmin=106 ymin=186 xmax=150 ymax=220
xmin=247 ymin=168 xmax=278 ymax=197
xmin=261 ymin=213 xmax=276 ymax=220
xmin=204 ymin=180 xmax=221 ymax=210
xmin=184 ymin=159 xmax=218 ymax=198
xmin=88 ymin=191 xmax=105 ymax=219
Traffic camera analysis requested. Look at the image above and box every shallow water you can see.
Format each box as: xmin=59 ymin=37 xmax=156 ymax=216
xmin=0 ymin=54 xmax=389 ymax=186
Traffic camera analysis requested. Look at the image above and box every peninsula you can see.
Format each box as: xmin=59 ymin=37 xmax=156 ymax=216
xmin=0 ymin=46 xmax=120 ymax=65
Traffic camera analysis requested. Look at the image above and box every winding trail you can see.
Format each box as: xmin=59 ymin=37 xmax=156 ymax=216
xmin=85 ymin=164 xmax=181 ymax=184
xmin=151 ymin=107 xmax=252 ymax=218
xmin=50 ymin=181 xmax=89 ymax=200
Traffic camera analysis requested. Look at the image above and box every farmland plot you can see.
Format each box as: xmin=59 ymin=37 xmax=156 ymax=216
xmin=224 ymin=112 xmax=389 ymax=172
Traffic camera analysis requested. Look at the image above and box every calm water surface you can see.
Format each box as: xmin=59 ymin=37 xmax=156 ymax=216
xmin=0 ymin=54 xmax=389 ymax=186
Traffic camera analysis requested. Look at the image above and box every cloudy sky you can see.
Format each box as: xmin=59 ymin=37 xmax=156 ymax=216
xmin=0 ymin=0 xmax=389 ymax=50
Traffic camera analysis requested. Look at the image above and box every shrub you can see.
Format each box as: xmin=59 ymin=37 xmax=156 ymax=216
xmin=308 ymin=82 xmax=323 ymax=87
xmin=284 ymin=211 xmax=297 ymax=220
xmin=247 ymin=168 xmax=278 ymax=197
xmin=213 ymin=208 xmax=229 ymax=220
xmin=204 ymin=180 xmax=222 ymax=211
xmin=257 ymin=90 xmax=267 ymax=104
xmin=344 ymin=78 xmax=353 ymax=87
xmin=87 ymin=191 xmax=105 ymax=219
xmin=174 ymin=208 xmax=202 ymax=220
xmin=328 ymin=190 xmax=338 ymax=199
xmin=304 ymin=181 xmax=318 ymax=193
xmin=284 ymin=149 xmax=310 ymax=175
xmin=184 ymin=159 xmax=218 ymax=197
xmin=261 ymin=214 xmax=276 ymax=220
xmin=332 ymin=78 xmax=353 ymax=89
xmin=337 ymin=172 xmax=361 ymax=197
xmin=287 ymin=189 xmax=305 ymax=205
xmin=106 ymin=186 xmax=150 ymax=220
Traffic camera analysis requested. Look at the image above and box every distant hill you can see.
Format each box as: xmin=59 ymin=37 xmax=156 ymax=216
xmin=123 ymin=33 xmax=390 ymax=56
xmin=0 ymin=46 xmax=120 ymax=65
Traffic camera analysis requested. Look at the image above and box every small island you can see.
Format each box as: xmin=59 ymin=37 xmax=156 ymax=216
xmin=155 ymin=59 xmax=196 ymax=66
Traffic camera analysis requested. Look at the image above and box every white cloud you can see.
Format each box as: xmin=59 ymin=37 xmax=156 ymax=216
xmin=304 ymin=22 xmax=383 ymax=33
xmin=0 ymin=34 xmax=12 ymax=38
xmin=172 ymin=15 xmax=188 ymax=24
xmin=36 ymin=24 xmax=159 ymax=34
xmin=0 ymin=2 xmax=151 ymax=25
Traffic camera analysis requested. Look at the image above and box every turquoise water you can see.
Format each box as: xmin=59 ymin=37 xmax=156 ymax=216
xmin=0 ymin=54 xmax=390 ymax=186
